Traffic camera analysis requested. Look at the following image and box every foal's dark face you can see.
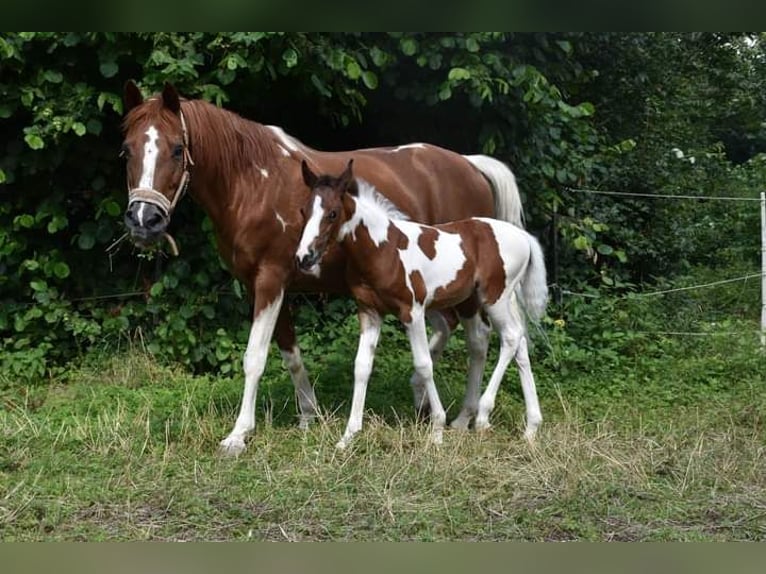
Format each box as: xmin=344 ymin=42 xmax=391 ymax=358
xmin=295 ymin=160 xmax=354 ymax=277
xmin=121 ymin=82 xmax=187 ymax=247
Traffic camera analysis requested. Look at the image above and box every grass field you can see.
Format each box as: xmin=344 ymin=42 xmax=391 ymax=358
xmin=2 ymin=306 xmax=765 ymax=541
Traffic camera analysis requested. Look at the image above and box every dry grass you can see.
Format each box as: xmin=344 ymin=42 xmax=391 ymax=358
xmin=1 ymin=352 xmax=764 ymax=541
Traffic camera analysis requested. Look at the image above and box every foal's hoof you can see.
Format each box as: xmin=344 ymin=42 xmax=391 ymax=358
xmin=474 ymin=419 xmax=492 ymax=433
xmin=219 ymin=436 xmax=247 ymax=457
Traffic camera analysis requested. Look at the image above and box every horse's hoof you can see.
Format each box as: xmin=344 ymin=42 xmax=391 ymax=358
xmin=335 ymin=438 xmax=350 ymax=450
xmin=474 ymin=419 xmax=491 ymax=432
xmin=219 ymin=436 xmax=246 ymax=457
xmin=450 ymin=417 xmax=471 ymax=431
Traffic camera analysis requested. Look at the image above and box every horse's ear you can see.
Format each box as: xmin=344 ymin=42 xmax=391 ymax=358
xmin=301 ymin=160 xmax=318 ymax=189
xmin=123 ymin=80 xmax=143 ymax=114
xmin=161 ymin=82 xmax=181 ymax=115
xmin=339 ymin=159 xmax=355 ymax=193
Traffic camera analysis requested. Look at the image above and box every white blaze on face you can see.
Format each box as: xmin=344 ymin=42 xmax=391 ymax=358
xmin=134 ymin=125 xmax=160 ymax=226
xmin=296 ymin=195 xmax=325 ymax=275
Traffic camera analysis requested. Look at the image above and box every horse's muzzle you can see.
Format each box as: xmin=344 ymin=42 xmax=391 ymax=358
xmin=124 ymin=201 xmax=169 ymax=246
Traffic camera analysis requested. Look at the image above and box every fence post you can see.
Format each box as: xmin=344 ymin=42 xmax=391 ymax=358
xmin=761 ymin=191 xmax=765 ymax=349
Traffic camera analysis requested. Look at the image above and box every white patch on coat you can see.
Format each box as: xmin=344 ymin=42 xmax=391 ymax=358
xmin=339 ymin=180 xmax=408 ymax=246
xmin=268 ymin=125 xmax=300 ymax=153
xmin=274 ymin=210 xmax=287 ymax=231
xmin=391 ymin=143 xmax=426 ymax=152
xmin=394 ymin=221 xmax=466 ymax=306
xmin=260 ymin=168 xmax=269 ymax=178
xmin=138 ymin=125 xmax=160 ymax=189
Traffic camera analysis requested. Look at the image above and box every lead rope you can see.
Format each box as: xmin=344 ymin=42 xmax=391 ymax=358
xmin=127 ymin=109 xmax=194 ymax=256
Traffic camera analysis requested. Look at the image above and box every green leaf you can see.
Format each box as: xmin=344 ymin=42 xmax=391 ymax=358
xmin=361 ymin=70 xmax=378 ymax=90
xmin=30 ymin=280 xmax=47 ymax=292
xmin=77 ymin=233 xmax=95 ymax=250
xmin=150 ymin=282 xmax=164 ymax=297
xmin=104 ymin=200 xmax=121 ymax=217
xmin=86 ymin=119 xmax=103 ymax=135
xmin=53 ymin=262 xmax=70 ymax=279
xmin=556 ymin=40 xmax=572 ymax=54
xmin=573 ymin=235 xmax=589 ymax=250
xmin=43 ymin=70 xmax=63 ymax=83
xmin=0 ymin=169 xmax=5 ymax=184
xmin=438 ymin=85 xmax=452 ymax=101
xmin=400 ymin=37 xmax=417 ymax=56
xmin=282 ymin=48 xmax=298 ymax=68
xmin=597 ymin=244 xmax=614 ymax=255
xmin=311 ymin=74 xmax=332 ymax=97
xmin=370 ymin=47 xmax=387 ymax=67
xmin=72 ymin=122 xmax=86 ymax=136
xmin=448 ymin=67 xmax=471 ymax=81
xmin=345 ymin=59 xmax=361 ymax=80
xmin=99 ymin=61 xmax=119 ymax=78
xmin=465 ymin=37 xmax=480 ymax=52
xmin=24 ymin=134 xmax=44 ymax=150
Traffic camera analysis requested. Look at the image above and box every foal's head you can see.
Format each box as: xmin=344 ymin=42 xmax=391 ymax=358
xmin=121 ymin=81 xmax=192 ymax=248
xmin=295 ymin=159 xmax=357 ymax=276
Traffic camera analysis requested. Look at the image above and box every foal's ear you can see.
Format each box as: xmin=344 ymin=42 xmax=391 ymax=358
xmin=161 ymin=82 xmax=181 ymax=115
xmin=301 ymin=160 xmax=318 ymax=189
xmin=339 ymin=159 xmax=355 ymax=193
xmin=123 ymin=80 xmax=144 ymax=114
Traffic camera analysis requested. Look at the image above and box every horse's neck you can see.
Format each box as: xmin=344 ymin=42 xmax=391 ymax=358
xmin=340 ymin=195 xmax=406 ymax=279
xmin=182 ymin=100 xmax=277 ymax=225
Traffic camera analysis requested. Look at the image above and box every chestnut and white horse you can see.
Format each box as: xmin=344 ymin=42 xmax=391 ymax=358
xmin=297 ymin=160 xmax=548 ymax=448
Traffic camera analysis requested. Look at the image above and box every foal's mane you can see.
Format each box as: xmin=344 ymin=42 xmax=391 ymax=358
xmin=123 ymin=97 xmax=285 ymax=185
xmin=354 ymin=179 xmax=410 ymax=221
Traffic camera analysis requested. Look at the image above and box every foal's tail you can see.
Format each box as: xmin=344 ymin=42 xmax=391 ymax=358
xmin=519 ymin=234 xmax=549 ymax=323
xmin=463 ymin=155 xmax=524 ymax=228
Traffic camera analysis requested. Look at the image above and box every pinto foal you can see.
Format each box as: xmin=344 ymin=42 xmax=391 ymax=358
xmin=296 ymin=160 xmax=548 ymax=448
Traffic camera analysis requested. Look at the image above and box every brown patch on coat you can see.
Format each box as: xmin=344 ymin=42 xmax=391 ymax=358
xmin=417 ymin=227 xmax=439 ymax=259
xmin=409 ymin=270 xmax=427 ymax=305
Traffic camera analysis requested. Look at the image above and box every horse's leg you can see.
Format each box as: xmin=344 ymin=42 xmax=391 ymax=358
xmin=410 ymin=309 xmax=457 ymax=416
xmin=514 ymin=334 xmax=542 ymax=442
xmin=219 ymin=272 xmax=286 ymax=456
xmin=450 ymin=312 xmax=491 ymax=430
xmin=337 ymin=308 xmax=382 ymax=449
xmin=274 ymin=304 xmax=318 ymax=430
xmin=474 ymin=298 xmax=522 ymax=433
xmin=405 ymin=311 xmax=447 ymax=444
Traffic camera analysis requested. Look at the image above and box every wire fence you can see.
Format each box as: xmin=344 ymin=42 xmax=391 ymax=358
xmin=558 ymin=186 xmax=765 ymax=342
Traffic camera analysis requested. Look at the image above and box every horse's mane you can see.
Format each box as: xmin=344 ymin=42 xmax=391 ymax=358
xmin=123 ymin=97 xmax=284 ymax=185
xmin=355 ymin=179 xmax=410 ymax=221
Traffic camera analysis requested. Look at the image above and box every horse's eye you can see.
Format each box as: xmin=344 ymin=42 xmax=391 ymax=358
xmin=172 ymin=144 xmax=183 ymax=159
xmin=328 ymin=210 xmax=337 ymax=221
xmin=119 ymin=143 xmax=130 ymax=159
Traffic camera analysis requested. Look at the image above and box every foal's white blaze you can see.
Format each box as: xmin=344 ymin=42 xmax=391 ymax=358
xmin=296 ymin=195 xmax=324 ymax=276
xmin=395 ymin=221 xmax=466 ymax=306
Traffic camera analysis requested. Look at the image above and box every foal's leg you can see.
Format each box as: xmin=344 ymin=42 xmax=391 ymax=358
xmin=474 ymin=298 xmax=522 ymax=433
xmin=275 ymin=304 xmax=319 ymax=430
xmin=220 ymin=276 xmax=286 ymax=456
xmin=410 ymin=309 xmax=456 ymax=415
xmin=337 ymin=309 xmax=382 ymax=450
xmin=476 ymin=297 xmax=542 ymax=441
xmin=405 ymin=311 xmax=447 ymax=444
xmin=450 ymin=313 xmax=490 ymax=430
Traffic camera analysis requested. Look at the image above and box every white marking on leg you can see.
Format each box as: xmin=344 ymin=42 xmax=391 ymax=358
xmin=451 ymin=314 xmax=490 ymax=430
xmin=138 ymin=126 xmax=160 ymax=189
xmin=515 ymin=336 xmax=542 ymax=442
xmin=475 ymin=298 xmax=521 ymax=431
xmin=410 ymin=310 xmax=452 ymax=412
xmin=337 ymin=311 xmax=382 ymax=449
xmin=280 ymin=345 xmax=318 ymax=430
xmin=406 ymin=310 xmax=446 ymax=444
xmin=220 ymin=291 xmax=284 ymax=455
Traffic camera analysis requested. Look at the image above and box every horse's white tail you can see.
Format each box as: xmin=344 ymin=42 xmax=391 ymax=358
xmin=464 ymin=154 xmax=524 ymax=228
xmin=519 ymin=234 xmax=548 ymax=322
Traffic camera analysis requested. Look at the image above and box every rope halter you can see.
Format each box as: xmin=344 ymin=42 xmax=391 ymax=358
xmin=127 ymin=110 xmax=194 ymax=220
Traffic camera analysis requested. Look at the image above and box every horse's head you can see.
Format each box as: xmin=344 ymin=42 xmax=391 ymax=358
xmin=296 ymin=159 xmax=356 ymax=276
xmin=121 ymin=80 xmax=192 ymax=249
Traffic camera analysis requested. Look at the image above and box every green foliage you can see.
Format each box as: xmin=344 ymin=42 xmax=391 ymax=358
xmin=2 ymin=33 xmax=765 ymax=378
